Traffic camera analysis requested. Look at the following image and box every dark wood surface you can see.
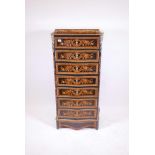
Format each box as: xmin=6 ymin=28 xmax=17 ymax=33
xmin=52 ymin=29 xmax=102 ymax=130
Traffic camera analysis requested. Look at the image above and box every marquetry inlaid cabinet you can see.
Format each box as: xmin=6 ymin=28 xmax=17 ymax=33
xmin=52 ymin=29 xmax=102 ymax=130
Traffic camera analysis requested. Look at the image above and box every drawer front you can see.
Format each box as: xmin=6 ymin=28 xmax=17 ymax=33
xmin=57 ymin=87 xmax=98 ymax=98
xmin=57 ymin=98 xmax=97 ymax=109
xmin=58 ymin=119 xmax=97 ymax=130
xmin=55 ymin=37 xmax=99 ymax=49
xmin=55 ymin=50 xmax=99 ymax=62
xmin=56 ymin=63 xmax=99 ymax=75
xmin=58 ymin=109 xmax=97 ymax=119
xmin=56 ymin=75 xmax=98 ymax=87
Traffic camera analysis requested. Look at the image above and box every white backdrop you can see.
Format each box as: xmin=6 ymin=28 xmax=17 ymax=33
xmin=26 ymin=0 xmax=128 ymax=155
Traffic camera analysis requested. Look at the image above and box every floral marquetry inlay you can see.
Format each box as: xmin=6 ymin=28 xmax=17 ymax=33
xmin=56 ymin=38 xmax=98 ymax=48
xmin=56 ymin=50 xmax=99 ymax=62
xmin=55 ymin=37 xmax=99 ymax=49
xmin=58 ymin=99 xmax=97 ymax=108
xmin=56 ymin=76 xmax=98 ymax=86
xmin=57 ymin=88 xmax=98 ymax=97
xmin=56 ymin=63 xmax=98 ymax=74
xmin=58 ymin=109 xmax=97 ymax=118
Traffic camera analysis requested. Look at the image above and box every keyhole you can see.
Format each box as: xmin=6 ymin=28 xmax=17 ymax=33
xmin=75 ymin=78 xmax=78 ymax=84
xmin=75 ymin=53 xmax=78 ymax=58
xmin=76 ymin=90 xmax=78 ymax=95
xmin=75 ymin=66 xmax=78 ymax=70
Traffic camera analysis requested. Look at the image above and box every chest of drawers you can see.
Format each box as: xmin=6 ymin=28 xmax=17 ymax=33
xmin=52 ymin=29 xmax=102 ymax=130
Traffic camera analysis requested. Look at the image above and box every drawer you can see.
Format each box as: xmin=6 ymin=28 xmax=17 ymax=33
xmin=57 ymin=87 xmax=98 ymax=98
xmin=55 ymin=50 xmax=99 ymax=62
xmin=58 ymin=109 xmax=97 ymax=119
xmin=56 ymin=75 xmax=98 ymax=87
xmin=57 ymin=98 xmax=97 ymax=109
xmin=57 ymin=119 xmax=98 ymax=130
xmin=54 ymin=37 xmax=99 ymax=49
xmin=56 ymin=63 xmax=99 ymax=75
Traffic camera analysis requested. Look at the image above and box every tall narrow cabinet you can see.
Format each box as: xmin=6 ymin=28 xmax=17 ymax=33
xmin=52 ymin=29 xmax=102 ymax=130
